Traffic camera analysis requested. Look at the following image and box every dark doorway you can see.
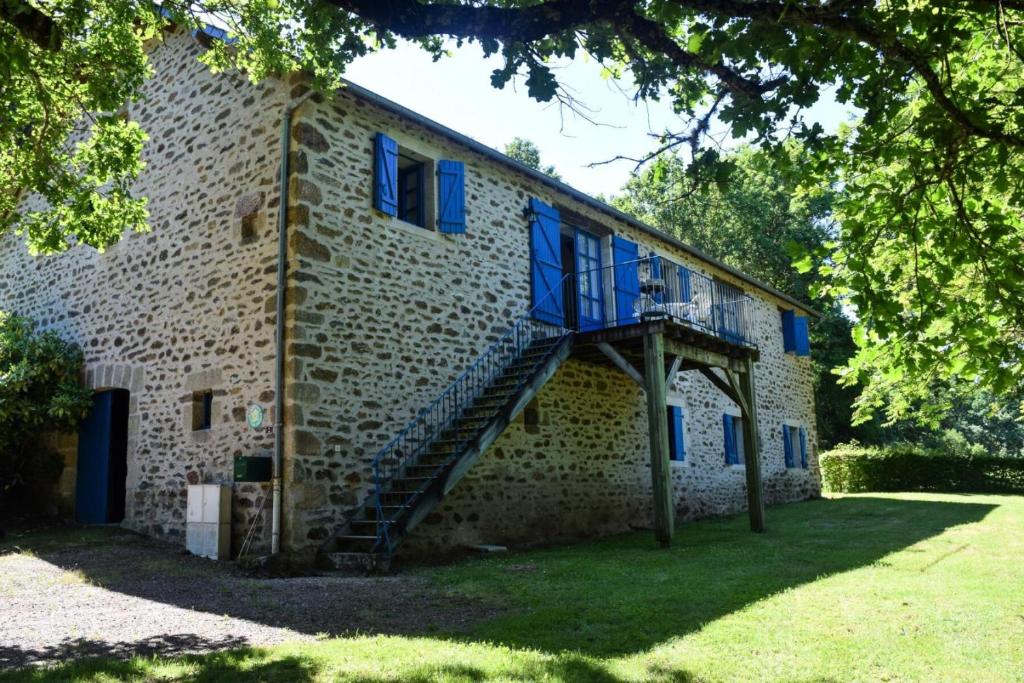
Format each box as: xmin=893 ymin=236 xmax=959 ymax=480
xmin=75 ymin=389 xmax=129 ymax=524
xmin=560 ymin=233 xmax=578 ymax=330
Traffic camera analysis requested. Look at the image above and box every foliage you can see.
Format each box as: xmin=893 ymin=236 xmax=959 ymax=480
xmin=503 ymin=137 xmax=561 ymax=180
xmin=819 ymin=443 xmax=1024 ymax=494
xmin=3 ymin=0 xmax=1024 ymax=419
xmin=3 ymin=494 xmax=1020 ymax=681
xmin=612 ymin=145 xmax=862 ymax=448
xmin=0 ymin=312 xmax=92 ymax=505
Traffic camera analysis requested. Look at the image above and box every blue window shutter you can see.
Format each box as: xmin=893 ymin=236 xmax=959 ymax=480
xmin=374 ymin=133 xmax=398 ymax=217
xmin=650 ymin=256 xmax=663 ymax=303
xmin=799 ymin=427 xmax=808 ymax=468
xmin=723 ymin=414 xmax=736 ymax=464
xmin=679 ymin=267 xmax=692 ymax=302
xmin=781 ymin=310 xmax=797 ymax=353
xmin=782 ymin=424 xmax=794 ymax=467
xmin=528 ymin=198 xmax=564 ymax=326
xmin=795 ymin=315 xmax=811 ymax=356
xmin=669 ymin=406 xmax=685 ymax=461
xmin=612 ymin=236 xmax=640 ymax=326
xmin=437 ymin=159 xmax=465 ymax=233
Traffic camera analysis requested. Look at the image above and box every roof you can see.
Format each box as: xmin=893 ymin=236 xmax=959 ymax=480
xmin=339 ymin=80 xmax=819 ymax=319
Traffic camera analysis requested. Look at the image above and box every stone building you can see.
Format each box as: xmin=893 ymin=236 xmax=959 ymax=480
xmin=1 ymin=28 xmax=819 ymax=565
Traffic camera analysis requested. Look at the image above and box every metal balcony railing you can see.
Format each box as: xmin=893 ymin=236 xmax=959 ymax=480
xmin=568 ymin=255 xmax=758 ymax=348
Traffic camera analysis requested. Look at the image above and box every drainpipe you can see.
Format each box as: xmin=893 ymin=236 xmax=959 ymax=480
xmin=272 ymin=90 xmax=314 ymax=556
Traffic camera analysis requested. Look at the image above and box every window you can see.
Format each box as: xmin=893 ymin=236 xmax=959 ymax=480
xmin=398 ymin=155 xmax=426 ymax=227
xmin=373 ymin=132 xmax=466 ymax=233
xmin=783 ymin=423 xmax=808 ymax=469
xmin=192 ymin=390 xmax=213 ymax=431
xmin=666 ymin=404 xmax=686 ymax=462
xmin=723 ymin=413 xmax=745 ymax=466
xmin=523 ymin=398 xmax=540 ymax=434
xmin=781 ymin=310 xmax=811 ymax=356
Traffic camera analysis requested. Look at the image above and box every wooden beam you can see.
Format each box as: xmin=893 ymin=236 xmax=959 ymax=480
xmin=597 ymin=342 xmax=646 ymax=390
xmin=738 ymin=357 xmax=766 ymax=532
xmin=665 ymin=355 xmax=682 ymax=387
xmin=643 ymin=331 xmax=674 ymax=547
xmin=698 ymin=367 xmax=741 ymax=406
xmin=663 ymin=337 xmax=746 ymax=373
xmin=723 ymin=369 xmax=751 ymax=418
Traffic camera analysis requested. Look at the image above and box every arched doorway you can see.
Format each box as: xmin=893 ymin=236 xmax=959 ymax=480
xmin=75 ymin=389 xmax=129 ymax=523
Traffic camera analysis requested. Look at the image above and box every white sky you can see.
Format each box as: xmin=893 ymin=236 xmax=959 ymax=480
xmin=344 ymin=40 xmax=857 ymax=198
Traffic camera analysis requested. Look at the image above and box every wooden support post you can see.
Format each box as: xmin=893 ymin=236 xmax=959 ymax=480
xmin=643 ymin=330 xmax=674 ymax=547
xmin=737 ymin=356 xmax=766 ymax=532
xmin=597 ymin=342 xmax=646 ymax=390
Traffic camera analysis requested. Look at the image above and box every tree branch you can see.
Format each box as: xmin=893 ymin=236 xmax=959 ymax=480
xmin=0 ymin=0 xmax=60 ymax=49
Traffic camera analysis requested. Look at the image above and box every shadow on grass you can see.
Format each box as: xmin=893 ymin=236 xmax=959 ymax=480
xmin=0 ymin=645 xmax=319 ymax=683
xmin=0 ymin=494 xmax=999 ymax=673
xmin=428 ymin=495 xmax=998 ymax=657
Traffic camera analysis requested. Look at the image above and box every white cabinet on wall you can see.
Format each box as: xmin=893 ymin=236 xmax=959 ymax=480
xmin=186 ymin=484 xmax=230 ymax=560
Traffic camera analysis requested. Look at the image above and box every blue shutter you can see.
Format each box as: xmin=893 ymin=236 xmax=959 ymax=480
xmin=782 ymin=424 xmax=794 ymax=467
xmin=781 ymin=310 xmax=797 ymax=353
xmin=437 ymin=159 xmax=465 ymax=233
xmin=612 ymin=236 xmax=640 ymax=326
xmin=374 ymin=133 xmax=398 ymax=217
xmin=669 ymin=406 xmax=685 ymax=461
xmin=723 ymin=414 xmax=736 ymax=464
xmin=795 ymin=316 xmax=811 ymax=356
xmin=528 ymin=198 xmax=564 ymax=326
xmin=650 ymin=256 xmax=663 ymax=303
xmin=679 ymin=267 xmax=692 ymax=303
xmin=799 ymin=427 xmax=808 ymax=468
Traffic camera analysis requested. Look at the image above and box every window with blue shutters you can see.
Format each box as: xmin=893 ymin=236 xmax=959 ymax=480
xmin=782 ymin=424 xmax=798 ymax=468
xmin=782 ymin=424 xmax=808 ymax=469
xmin=782 ymin=310 xmax=811 ymax=356
xmin=373 ymin=134 xmax=467 ymax=234
xmin=667 ymin=404 xmax=685 ymax=462
xmin=723 ymin=413 xmax=744 ymax=465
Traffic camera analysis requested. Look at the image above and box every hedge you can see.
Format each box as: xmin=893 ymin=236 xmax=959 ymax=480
xmin=820 ymin=443 xmax=1024 ymax=494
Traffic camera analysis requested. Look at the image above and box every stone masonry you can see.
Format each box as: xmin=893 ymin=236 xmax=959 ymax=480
xmin=1 ymin=28 xmax=819 ymax=559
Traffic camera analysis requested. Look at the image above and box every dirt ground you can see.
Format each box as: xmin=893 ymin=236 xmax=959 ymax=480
xmin=0 ymin=524 xmax=498 ymax=669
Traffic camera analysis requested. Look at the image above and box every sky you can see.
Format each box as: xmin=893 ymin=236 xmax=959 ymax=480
xmin=344 ymin=41 xmax=857 ymax=199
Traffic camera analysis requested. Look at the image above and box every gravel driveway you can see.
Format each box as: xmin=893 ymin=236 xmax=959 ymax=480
xmin=0 ymin=525 xmax=497 ymax=670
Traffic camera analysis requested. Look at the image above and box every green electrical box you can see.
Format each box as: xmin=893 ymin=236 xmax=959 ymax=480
xmin=234 ymin=456 xmax=272 ymax=482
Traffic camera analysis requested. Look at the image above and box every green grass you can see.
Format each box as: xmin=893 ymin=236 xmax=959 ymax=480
xmin=5 ymin=493 xmax=1024 ymax=682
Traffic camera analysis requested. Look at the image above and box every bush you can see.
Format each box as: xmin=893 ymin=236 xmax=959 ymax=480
xmin=0 ymin=313 xmax=92 ymax=512
xmin=820 ymin=442 xmax=1024 ymax=494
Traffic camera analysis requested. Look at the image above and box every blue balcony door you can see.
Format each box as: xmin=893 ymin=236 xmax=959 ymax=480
xmin=76 ymin=389 xmax=129 ymax=524
xmin=574 ymin=228 xmax=605 ymax=331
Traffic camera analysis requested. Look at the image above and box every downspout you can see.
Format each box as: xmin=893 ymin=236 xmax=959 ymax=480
xmin=272 ymin=90 xmax=314 ymax=555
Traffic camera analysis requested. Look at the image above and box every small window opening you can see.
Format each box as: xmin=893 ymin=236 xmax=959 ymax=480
xmin=240 ymin=214 xmax=258 ymax=243
xmin=523 ymin=399 xmax=540 ymax=433
xmin=398 ymin=154 xmax=426 ymax=228
xmin=192 ymin=390 xmax=213 ymax=431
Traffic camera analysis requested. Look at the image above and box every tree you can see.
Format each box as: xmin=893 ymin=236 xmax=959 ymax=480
xmin=0 ymin=312 xmax=92 ymax=510
xmin=3 ymin=0 xmax=1023 ymax=420
xmin=504 ymin=137 xmax=561 ymax=180
xmin=613 ymin=145 xmax=862 ymax=448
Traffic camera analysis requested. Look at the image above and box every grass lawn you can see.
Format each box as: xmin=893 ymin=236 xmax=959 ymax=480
xmin=5 ymin=492 xmax=1023 ymax=682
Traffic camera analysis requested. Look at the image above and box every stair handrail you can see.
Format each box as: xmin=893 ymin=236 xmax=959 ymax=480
xmin=370 ymin=274 xmax=572 ymax=553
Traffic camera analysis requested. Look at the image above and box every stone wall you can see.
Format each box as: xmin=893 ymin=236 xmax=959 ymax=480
xmin=0 ymin=29 xmax=292 ymax=553
xmin=286 ymin=91 xmax=820 ymax=555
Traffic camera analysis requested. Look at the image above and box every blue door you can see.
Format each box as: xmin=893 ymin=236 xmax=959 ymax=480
xmin=612 ymin=236 xmax=640 ymax=326
xmin=529 ymin=198 xmax=565 ymax=326
xmin=76 ymin=390 xmax=129 ymax=524
xmin=575 ymin=228 xmax=605 ymax=331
